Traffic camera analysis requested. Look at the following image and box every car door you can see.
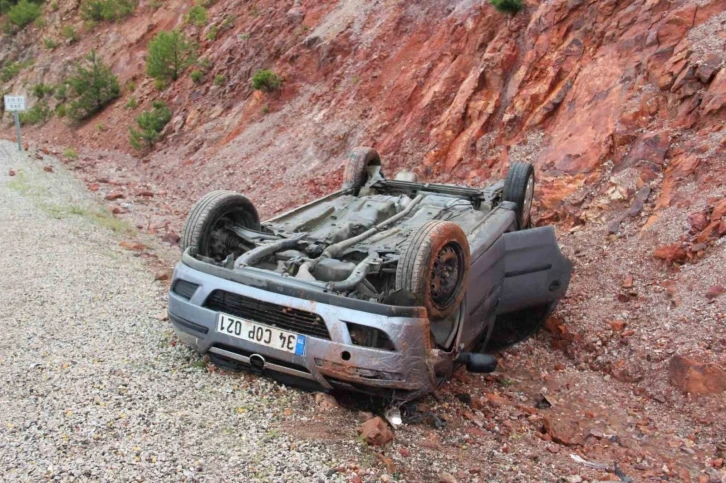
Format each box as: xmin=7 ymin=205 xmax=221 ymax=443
xmin=495 ymin=226 xmax=572 ymax=315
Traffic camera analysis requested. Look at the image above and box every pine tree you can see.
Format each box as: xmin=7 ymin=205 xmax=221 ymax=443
xmin=146 ymin=30 xmax=196 ymax=82
xmin=67 ymin=50 xmax=120 ymax=120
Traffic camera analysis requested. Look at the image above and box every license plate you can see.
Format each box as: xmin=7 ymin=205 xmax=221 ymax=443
xmin=216 ymin=313 xmax=306 ymax=356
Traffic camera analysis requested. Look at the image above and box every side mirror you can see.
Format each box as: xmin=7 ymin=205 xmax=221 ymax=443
xmin=458 ymin=352 xmax=498 ymax=374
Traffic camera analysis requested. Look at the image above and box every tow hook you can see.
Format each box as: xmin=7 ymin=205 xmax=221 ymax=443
xmin=457 ymin=352 xmax=498 ymax=373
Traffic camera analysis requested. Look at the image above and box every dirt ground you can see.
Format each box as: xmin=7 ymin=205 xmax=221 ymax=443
xmin=4 ymin=140 xmax=724 ymax=483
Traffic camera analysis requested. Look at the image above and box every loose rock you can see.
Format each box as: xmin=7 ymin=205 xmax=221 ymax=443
xmin=358 ymin=417 xmax=394 ymax=446
xmin=668 ymin=355 xmax=726 ymax=395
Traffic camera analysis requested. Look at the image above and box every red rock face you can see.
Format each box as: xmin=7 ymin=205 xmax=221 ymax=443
xmin=4 ymin=0 xmax=724 ymax=223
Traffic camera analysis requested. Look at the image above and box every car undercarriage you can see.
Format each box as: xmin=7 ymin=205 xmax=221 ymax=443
xmin=169 ymin=147 xmax=572 ymax=400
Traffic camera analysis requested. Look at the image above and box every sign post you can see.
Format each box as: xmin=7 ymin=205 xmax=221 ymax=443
xmin=3 ymin=95 xmax=26 ymax=151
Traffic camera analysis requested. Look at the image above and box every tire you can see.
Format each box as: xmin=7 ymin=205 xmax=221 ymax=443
xmin=181 ymin=190 xmax=260 ymax=257
xmin=503 ymin=162 xmax=535 ymax=229
xmin=395 ymin=221 xmax=471 ymax=320
xmin=341 ymin=146 xmax=382 ymax=193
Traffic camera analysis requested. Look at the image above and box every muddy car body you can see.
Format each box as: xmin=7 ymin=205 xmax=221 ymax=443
xmin=168 ymin=148 xmax=572 ymax=400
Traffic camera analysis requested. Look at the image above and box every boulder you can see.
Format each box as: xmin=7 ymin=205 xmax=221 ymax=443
xmin=358 ymin=416 xmax=394 ymax=446
xmin=654 ymin=243 xmax=687 ymax=264
xmin=543 ymin=414 xmax=585 ymax=446
xmin=105 ymin=192 xmax=125 ymax=201
xmin=706 ymin=285 xmax=724 ymax=299
xmin=711 ymin=199 xmax=726 ymax=222
xmin=687 ymin=211 xmax=709 ymax=232
xmin=668 ymin=355 xmax=726 ymax=394
xmin=314 ymin=392 xmax=339 ymax=410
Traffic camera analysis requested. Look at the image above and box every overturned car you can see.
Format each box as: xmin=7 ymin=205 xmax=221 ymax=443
xmin=168 ymin=147 xmax=572 ymax=400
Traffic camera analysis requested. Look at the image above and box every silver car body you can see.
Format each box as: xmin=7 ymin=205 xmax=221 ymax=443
xmin=168 ymin=179 xmax=572 ymax=400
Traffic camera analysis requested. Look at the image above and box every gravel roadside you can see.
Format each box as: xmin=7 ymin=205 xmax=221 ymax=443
xmin=0 ymin=141 xmax=352 ymax=482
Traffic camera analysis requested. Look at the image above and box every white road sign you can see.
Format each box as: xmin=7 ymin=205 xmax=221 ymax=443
xmin=4 ymin=95 xmax=26 ymax=112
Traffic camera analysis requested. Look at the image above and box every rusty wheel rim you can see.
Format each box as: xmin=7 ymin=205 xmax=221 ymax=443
xmin=430 ymin=243 xmax=465 ymax=309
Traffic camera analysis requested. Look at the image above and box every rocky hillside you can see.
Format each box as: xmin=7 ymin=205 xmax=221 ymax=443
xmin=1 ymin=0 xmax=725 ymax=479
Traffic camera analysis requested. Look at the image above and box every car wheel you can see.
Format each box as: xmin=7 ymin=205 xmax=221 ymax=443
xmin=503 ymin=162 xmax=535 ymax=229
xmin=181 ymin=190 xmax=260 ymax=258
xmin=395 ymin=221 xmax=471 ymax=321
xmin=341 ymin=146 xmax=382 ymax=194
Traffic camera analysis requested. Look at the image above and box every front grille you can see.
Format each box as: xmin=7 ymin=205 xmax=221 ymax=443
xmin=204 ymin=290 xmax=331 ymax=340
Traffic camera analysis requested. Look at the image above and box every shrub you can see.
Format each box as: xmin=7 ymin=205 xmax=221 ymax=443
xmin=186 ymin=5 xmax=207 ymax=26
xmin=19 ymin=101 xmax=52 ymax=125
xmin=43 ymin=37 xmax=59 ymax=49
xmin=125 ymin=80 xmax=136 ymax=92
xmin=61 ymin=25 xmax=79 ymax=42
xmin=489 ymin=0 xmax=522 ymax=14
xmin=129 ymin=100 xmax=171 ymax=150
xmin=146 ymin=30 xmax=196 ymax=82
xmin=54 ymin=83 xmax=68 ymax=101
xmin=63 ymin=147 xmax=78 ymax=159
xmin=197 ymin=57 xmax=212 ymax=72
xmin=7 ymin=0 xmax=41 ymax=28
xmin=190 ymin=70 xmax=202 ymax=83
xmin=220 ymin=15 xmax=235 ymax=31
xmin=66 ymin=50 xmax=120 ymax=120
xmin=55 ymin=103 xmax=67 ymax=117
xmin=80 ymin=0 xmax=136 ymax=22
xmin=214 ymin=74 xmax=225 ymax=86
xmin=32 ymin=83 xmax=55 ymax=99
xmin=153 ymin=78 xmax=166 ymax=90
xmin=125 ymin=96 xmax=137 ymax=109
xmin=0 ymin=58 xmax=33 ymax=82
xmin=206 ymin=24 xmax=218 ymax=41
xmin=251 ymin=69 xmax=282 ymax=92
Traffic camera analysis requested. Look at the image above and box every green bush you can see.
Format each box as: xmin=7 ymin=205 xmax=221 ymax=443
xmin=125 ymin=96 xmax=137 ymax=109
xmin=214 ymin=74 xmax=225 ymax=86
xmin=197 ymin=57 xmax=212 ymax=72
xmin=251 ymin=69 xmax=282 ymax=92
xmin=7 ymin=0 xmax=41 ymax=28
xmin=190 ymin=70 xmax=202 ymax=83
xmin=0 ymin=58 xmax=33 ymax=82
xmin=55 ymin=103 xmax=67 ymax=117
xmin=206 ymin=24 xmax=218 ymax=41
xmin=220 ymin=15 xmax=235 ymax=31
xmin=54 ymin=83 xmax=68 ymax=101
xmin=489 ymin=0 xmax=522 ymax=14
xmin=43 ymin=37 xmax=59 ymax=49
xmin=63 ymin=147 xmax=78 ymax=159
xmin=186 ymin=5 xmax=207 ymax=26
xmin=80 ymin=0 xmax=136 ymax=22
xmin=67 ymin=50 xmax=120 ymax=120
xmin=32 ymin=83 xmax=55 ymax=99
xmin=146 ymin=30 xmax=196 ymax=82
xmin=61 ymin=25 xmax=79 ymax=42
xmin=19 ymin=101 xmax=52 ymax=125
xmin=129 ymin=100 xmax=171 ymax=150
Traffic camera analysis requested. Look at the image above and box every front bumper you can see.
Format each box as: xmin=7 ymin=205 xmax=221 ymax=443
xmin=168 ymin=257 xmax=442 ymax=398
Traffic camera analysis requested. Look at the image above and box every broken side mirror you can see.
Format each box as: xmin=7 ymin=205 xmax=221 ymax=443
xmin=457 ymin=352 xmax=498 ymax=374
